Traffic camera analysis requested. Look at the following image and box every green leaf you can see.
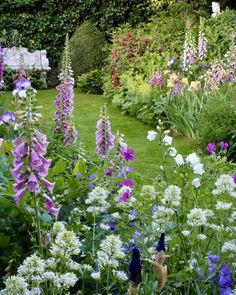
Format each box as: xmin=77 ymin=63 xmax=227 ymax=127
xmin=0 ymin=234 xmax=10 ymax=248
xmin=73 ymin=160 xmax=86 ymax=176
xmin=49 ymin=158 xmax=67 ymax=177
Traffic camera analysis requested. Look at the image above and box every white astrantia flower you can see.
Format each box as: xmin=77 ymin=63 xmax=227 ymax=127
xmin=187 ymin=208 xmax=214 ymax=226
xmin=168 ymin=147 xmax=177 ymax=157
xmin=80 ymin=264 xmax=93 ymax=272
xmin=91 ymin=271 xmax=101 ymax=280
xmin=163 ymin=135 xmax=173 ymax=145
xmin=162 ymin=185 xmax=181 ymax=207
xmin=182 ymin=230 xmax=191 ymax=236
xmin=112 ymin=270 xmax=128 ymax=281
xmin=186 ymin=153 xmax=200 ymax=167
xmin=192 ymin=163 xmax=205 ymax=175
xmin=197 ymin=234 xmax=207 ymax=240
xmin=147 ymin=130 xmax=158 ymax=141
xmin=0 ymin=276 xmax=28 ymax=295
xmin=174 ymin=154 xmax=184 ymax=166
xmin=192 ymin=178 xmax=201 ymax=188
xmin=215 ymin=201 xmax=232 ymax=210
xmin=207 ymin=223 xmax=224 ymax=232
xmin=97 ymin=235 xmax=125 ymax=269
xmin=152 ymin=206 xmax=175 ymax=232
xmin=222 ymin=240 xmax=236 ymax=254
xmin=85 ymin=186 xmax=110 ymax=214
xmin=212 ymin=175 xmax=236 ymax=197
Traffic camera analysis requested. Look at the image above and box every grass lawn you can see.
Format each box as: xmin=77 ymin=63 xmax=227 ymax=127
xmin=1 ymin=89 xmax=196 ymax=180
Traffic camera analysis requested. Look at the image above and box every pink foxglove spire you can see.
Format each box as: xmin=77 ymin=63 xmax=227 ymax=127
xmin=96 ymin=104 xmax=115 ymax=158
xmin=53 ymin=34 xmax=77 ymax=146
xmin=198 ymin=18 xmax=208 ymax=60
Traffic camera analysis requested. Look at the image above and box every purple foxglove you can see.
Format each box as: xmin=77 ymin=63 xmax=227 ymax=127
xmin=13 ymin=187 xmax=27 ymax=205
xmin=44 ymin=195 xmax=60 ymax=217
xmin=96 ymin=105 xmax=115 ymax=158
xmin=27 ymin=173 xmax=41 ymax=193
xmin=30 ymin=150 xmax=41 ymax=168
xmin=41 ymin=178 xmax=55 ymax=193
xmin=11 ymin=162 xmax=24 ymax=180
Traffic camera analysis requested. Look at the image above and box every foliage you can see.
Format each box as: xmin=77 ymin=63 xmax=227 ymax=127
xmin=2 ymin=67 xmax=46 ymax=91
xmin=77 ymin=69 xmax=103 ymax=94
xmin=103 ymin=8 xmax=236 ymax=139
xmin=197 ymin=85 xmax=236 ymax=145
xmin=68 ymin=21 xmax=107 ymax=78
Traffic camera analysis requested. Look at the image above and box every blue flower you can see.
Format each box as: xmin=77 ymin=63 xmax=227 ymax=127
xmin=129 ymin=246 xmax=142 ymax=286
xmin=208 ymin=253 xmax=220 ymax=264
xmin=156 ymin=233 xmax=165 ymax=252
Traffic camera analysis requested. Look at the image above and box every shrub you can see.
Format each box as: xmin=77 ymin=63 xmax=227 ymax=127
xmin=197 ymin=85 xmax=236 ymax=145
xmin=77 ymin=69 xmax=103 ymax=94
xmin=69 ymin=21 xmax=107 ymax=78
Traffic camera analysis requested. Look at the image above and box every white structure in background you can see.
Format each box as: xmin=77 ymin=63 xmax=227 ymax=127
xmin=3 ymin=46 xmax=50 ymax=87
xmin=212 ymin=2 xmax=221 ymax=17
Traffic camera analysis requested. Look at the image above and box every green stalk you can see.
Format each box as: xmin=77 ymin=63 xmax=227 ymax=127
xmin=33 ymin=193 xmax=43 ymax=255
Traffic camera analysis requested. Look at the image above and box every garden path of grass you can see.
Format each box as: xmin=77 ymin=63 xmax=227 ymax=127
xmin=2 ymin=89 xmax=196 ymax=180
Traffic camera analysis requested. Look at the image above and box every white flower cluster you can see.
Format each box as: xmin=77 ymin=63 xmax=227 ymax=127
xmin=222 ymin=240 xmax=236 ymax=254
xmin=152 ymin=206 xmax=175 ymax=232
xmin=1 ymin=222 xmax=80 ymax=294
xmin=112 ymin=270 xmax=128 ymax=281
xmin=97 ymin=235 xmax=125 ymax=269
xmin=215 ymin=201 xmax=232 ymax=210
xmin=187 ymin=208 xmax=214 ymax=226
xmin=162 ymin=185 xmax=181 ymax=207
xmin=212 ymin=175 xmax=236 ymax=197
xmin=85 ymin=186 xmax=110 ymax=214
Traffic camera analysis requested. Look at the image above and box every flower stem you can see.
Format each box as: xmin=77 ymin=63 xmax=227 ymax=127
xmin=33 ymin=194 xmax=43 ymax=255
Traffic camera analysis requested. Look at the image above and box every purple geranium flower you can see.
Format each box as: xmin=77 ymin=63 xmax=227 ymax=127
xmin=119 ymin=189 xmax=131 ymax=202
xmin=219 ymin=141 xmax=229 ymax=150
xmin=120 ymin=178 xmax=134 ymax=188
xmin=121 ymin=147 xmax=135 ymax=162
xmin=105 ymin=168 xmax=114 ymax=177
xmin=206 ymin=143 xmax=217 ymax=154
xmin=232 ymin=175 xmax=236 ymax=184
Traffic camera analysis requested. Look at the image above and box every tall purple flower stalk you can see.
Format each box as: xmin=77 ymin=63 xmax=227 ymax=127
xmin=53 ymin=34 xmax=77 ymax=146
xmin=198 ymin=18 xmax=208 ymax=60
xmin=11 ymin=81 xmax=59 ymax=217
xmin=183 ymin=29 xmax=196 ymax=70
xmin=218 ymin=263 xmax=232 ymax=295
xmin=0 ymin=44 xmax=4 ymax=93
xmin=96 ymin=104 xmax=115 ymax=158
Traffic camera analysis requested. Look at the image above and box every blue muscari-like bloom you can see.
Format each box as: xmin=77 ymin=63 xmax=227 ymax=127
xmin=129 ymin=246 xmax=142 ymax=286
xmin=156 ymin=233 xmax=165 ymax=252
xmin=89 ymin=173 xmax=97 ymax=179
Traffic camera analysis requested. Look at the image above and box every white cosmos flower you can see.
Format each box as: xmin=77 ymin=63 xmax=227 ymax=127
xmin=192 ymin=178 xmax=201 ymax=188
xmin=175 ymin=154 xmax=184 ymax=166
xmin=147 ymin=130 xmax=158 ymax=141
xmin=163 ymin=135 xmax=173 ymax=145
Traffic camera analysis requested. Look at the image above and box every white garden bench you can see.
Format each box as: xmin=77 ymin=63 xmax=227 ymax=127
xmin=2 ymin=46 xmax=51 ymax=87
